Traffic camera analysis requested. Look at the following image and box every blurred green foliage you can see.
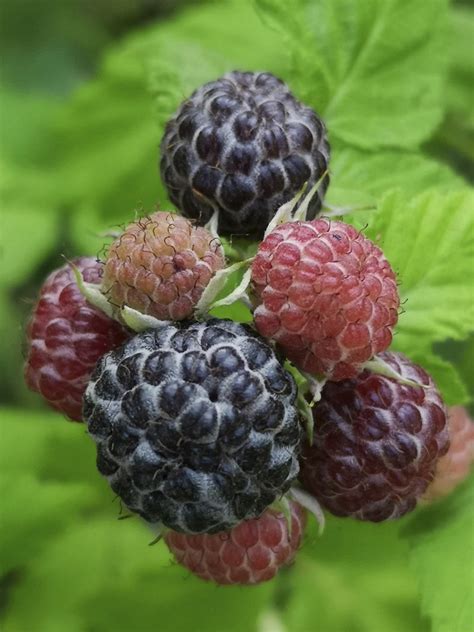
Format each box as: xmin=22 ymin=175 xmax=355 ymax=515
xmin=0 ymin=0 xmax=473 ymax=631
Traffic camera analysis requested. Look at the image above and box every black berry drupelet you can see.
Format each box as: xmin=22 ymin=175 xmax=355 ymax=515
xmin=83 ymin=319 xmax=302 ymax=533
xmin=160 ymin=71 xmax=330 ymax=236
xmin=300 ymin=352 xmax=450 ymax=522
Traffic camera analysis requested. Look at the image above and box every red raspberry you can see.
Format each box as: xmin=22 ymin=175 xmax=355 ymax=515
xmin=299 ymin=352 xmax=450 ymax=522
xmin=102 ymin=212 xmax=225 ymax=320
xmin=251 ymin=219 xmax=399 ymax=380
xmin=164 ymin=500 xmax=306 ymax=585
xmin=422 ymin=406 xmax=474 ymax=502
xmin=24 ymin=257 xmax=129 ymax=421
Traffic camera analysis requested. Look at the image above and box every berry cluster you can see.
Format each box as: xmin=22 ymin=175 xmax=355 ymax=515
xmin=24 ymin=71 xmax=467 ymax=587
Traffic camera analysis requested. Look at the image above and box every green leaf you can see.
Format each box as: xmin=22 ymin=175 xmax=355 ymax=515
xmin=328 ymin=145 xmax=465 ymax=208
xmin=427 ymin=6 xmax=474 ymax=177
xmin=2 ymin=518 xmax=274 ymax=632
xmin=0 ymin=409 xmax=274 ymax=631
xmin=0 ymin=293 xmax=26 ymax=405
xmin=51 ymin=0 xmax=285 ymax=253
xmin=446 ymin=6 xmax=474 ymax=117
xmin=457 ymin=335 xmax=474 ymax=410
xmin=0 ymin=474 xmax=94 ymax=576
xmin=0 ymin=409 xmax=106 ymax=575
xmin=0 ymin=86 xmax=63 ymax=167
xmin=402 ymin=477 xmax=474 ymax=632
xmin=281 ymin=518 xmax=427 ymax=632
xmin=0 ymin=409 xmax=93 ymax=480
xmin=256 ymin=0 xmax=449 ymax=149
xmin=355 ymin=189 xmax=474 ymax=351
xmin=0 ymin=177 xmax=60 ymax=290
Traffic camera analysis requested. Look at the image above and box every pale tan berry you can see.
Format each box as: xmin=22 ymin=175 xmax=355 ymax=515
xmin=102 ymin=212 xmax=225 ymax=320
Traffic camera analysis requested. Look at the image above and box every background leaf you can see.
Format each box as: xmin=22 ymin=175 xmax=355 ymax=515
xmin=0 ymin=409 xmax=274 ymax=632
xmin=52 ymin=0 xmax=287 ymax=252
xmin=406 ymin=348 xmax=469 ymax=407
xmin=327 ymin=145 xmax=465 ymax=207
xmin=347 ymin=189 xmax=474 ymax=353
xmin=402 ymin=477 xmax=474 ymax=632
xmin=427 ymin=5 xmax=474 ymax=180
xmin=256 ymin=0 xmax=449 ymax=149
xmin=279 ymin=518 xmax=428 ymax=632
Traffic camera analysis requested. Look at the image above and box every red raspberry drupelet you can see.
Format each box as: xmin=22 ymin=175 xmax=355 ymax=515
xmin=251 ymin=219 xmax=400 ymax=380
xmin=164 ymin=500 xmax=306 ymax=585
xmin=24 ymin=257 xmax=129 ymax=421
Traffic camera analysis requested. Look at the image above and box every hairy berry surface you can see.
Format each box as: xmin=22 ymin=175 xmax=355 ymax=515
xmin=24 ymin=257 xmax=129 ymax=421
xmin=252 ymin=219 xmax=399 ymax=380
xmin=165 ymin=500 xmax=306 ymax=585
xmin=84 ymin=319 xmax=302 ymax=533
xmin=160 ymin=71 xmax=330 ymax=236
xmin=422 ymin=406 xmax=474 ymax=502
xmin=102 ymin=212 xmax=224 ymax=320
xmin=300 ymin=352 xmax=450 ymax=521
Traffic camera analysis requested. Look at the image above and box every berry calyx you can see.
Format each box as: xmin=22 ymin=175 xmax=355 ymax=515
xmin=164 ymin=499 xmax=306 ymax=585
xmin=24 ymin=257 xmax=129 ymax=421
xmin=101 ymin=211 xmax=225 ymax=321
xmin=299 ymin=352 xmax=450 ymax=521
xmin=422 ymin=406 xmax=474 ymax=502
xmin=83 ymin=319 xmax=302 ymax=533
xmin=251 ymin=218 xmax=400 ymax=380
xmin=160 ymin=71 xmax=330 ymax=236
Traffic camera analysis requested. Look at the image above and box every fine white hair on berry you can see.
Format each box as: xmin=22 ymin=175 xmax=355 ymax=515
xmin=101 ymin=211 xmax=225 ymax=322
xmin=83 ymin=318 xmax=303 ymax=534
xmin=252 ymin=218 xmax=400 ymax=381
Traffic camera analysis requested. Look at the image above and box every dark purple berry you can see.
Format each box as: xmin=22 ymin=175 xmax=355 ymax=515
xmin=160 ymin=71 xmax=330 ymax=236
xmin=300 ymin=352 xmax=450 ymax=522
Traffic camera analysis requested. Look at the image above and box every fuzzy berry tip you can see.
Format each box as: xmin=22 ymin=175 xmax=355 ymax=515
xmin=299 ymin=352 xmax=450 ymax=522
xmin=160 ymin=71 xmax=330 ymax=236
xmin=252 ymin=218 xmax=400 ymax=381
xmin=24 ymin=257 xmax=129 ymax=421
xmin=164 ymin=500 xmax=307 ymax=585
xmin=101 ymin=211 xmax=225 ymax=321
xmin=422 ymin=406 xmax=474 ymax=503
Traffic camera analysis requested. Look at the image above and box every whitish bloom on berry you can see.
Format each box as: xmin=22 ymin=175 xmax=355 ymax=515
xmin=422 ymin=406 xmax=474 ymax=502
xmin=160 ymin=71 xmax=330 ymax=236
xmin=83 ymin=319 xmax=302 ymax=533
xmin=102 ymin=212 xmax=225 ymax=321
xmin=300 ymin=352 xmax=450 ymax=522
xmin=24 ymin=257 xmax=129 ymax=421
xmin=164 ymin=500 xmax=306 ymax=585
xmin=252 ymin=219 xmax=400 ymax=381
